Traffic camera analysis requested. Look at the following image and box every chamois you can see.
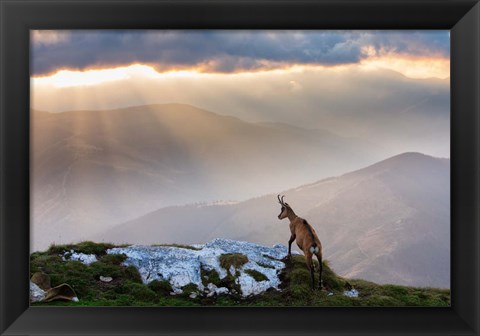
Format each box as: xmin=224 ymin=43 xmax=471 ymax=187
xmin=277 ymin=195 xmax=323 ymax=289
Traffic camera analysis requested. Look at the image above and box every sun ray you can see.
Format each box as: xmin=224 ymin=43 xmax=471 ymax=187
xmin=32 ymin=64 xmax=204 ymax=88
xmin=32 ymin=53 xmax=449 ymax=93
xmin=359 ymin=55 xmax=450 ymax=79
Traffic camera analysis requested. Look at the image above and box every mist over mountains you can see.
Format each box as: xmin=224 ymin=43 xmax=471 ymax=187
xmin=31 ymin=104 xmax=385 ymax=251
xmin=31 ymin=104 xmax=450 ymax=288
xmin=98 ymin=152 xmax=449 ymax=288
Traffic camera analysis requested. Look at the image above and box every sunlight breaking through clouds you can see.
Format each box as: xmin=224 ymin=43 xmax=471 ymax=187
xmin=32 ymin=53 xmax=449 ymax=90
xmin=31 ymin=30 xmax=450 ymax=76
xmin=32 ymin=64 xmax=204 ymax=88
xmin=30 ymin=29 xmax=450 ymax=159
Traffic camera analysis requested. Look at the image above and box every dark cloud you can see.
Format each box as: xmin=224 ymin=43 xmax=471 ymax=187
xmin=31 ymin=30 xmax=450 ymax=75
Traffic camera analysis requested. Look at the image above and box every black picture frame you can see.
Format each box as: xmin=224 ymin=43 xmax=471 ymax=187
xmin=1 ymin=0 xmax=479 ymax=335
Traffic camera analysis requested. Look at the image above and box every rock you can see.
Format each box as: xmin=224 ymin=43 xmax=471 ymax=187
xmin=63 ymin=250 xmax=97 ymax=265
xmin=31 ymin=272 xmax=51 ymax=291
xmin=107 ymin=238 xmax=288 ymax=297
xmin=215 ymin=287 xmax=229 ymax=295
xmin=172 ymin=288 xmax=183 ymax=295
xmin=343 ymin=288 xmax=359 ymax=298
xmin=107 ymin=245 xmax=203 ymax=289
xmin=206 ymin=283 xmax=229 ymax=296
xmin=189 ymin=292 xmax=198 ymax=299
xmin=206 ymin=283 xmax=218 ymax=297
xmin=99 ymin=276 xmax=113 ymax=282
xmin=30 ymin=272 xmax=79 ymax=303
xmin=237 ymin=273 xmax=272 ymax=296
xmin=30 ymin=281 xmax=46 ymax=302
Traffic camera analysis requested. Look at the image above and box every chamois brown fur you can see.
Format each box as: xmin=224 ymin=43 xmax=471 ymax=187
xmin=277 ymin=195 xmax=323 ymax=289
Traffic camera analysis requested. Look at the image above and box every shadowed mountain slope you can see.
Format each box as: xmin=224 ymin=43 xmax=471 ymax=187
xmin=101 ymin=153 xmax=450 ymax=288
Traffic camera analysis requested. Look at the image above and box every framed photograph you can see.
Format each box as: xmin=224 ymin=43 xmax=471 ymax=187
xmin=1 ymin=0 xmax=479 ymax=335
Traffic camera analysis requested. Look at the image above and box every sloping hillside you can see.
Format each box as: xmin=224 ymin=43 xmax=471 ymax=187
xmin=101 ymin=153 xmax=450 ymax=288
xmin=30 ymin=240 xmax=450 ymax=307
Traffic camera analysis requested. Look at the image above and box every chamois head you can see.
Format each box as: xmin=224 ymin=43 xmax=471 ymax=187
xmin=277 ymin=195 xmax=290 ymax=219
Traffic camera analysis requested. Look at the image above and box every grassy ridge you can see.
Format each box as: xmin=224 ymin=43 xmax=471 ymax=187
xmin=30 ymin=241 xmax=450 ymax=307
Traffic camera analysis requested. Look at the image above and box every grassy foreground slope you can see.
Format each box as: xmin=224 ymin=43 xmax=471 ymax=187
xmin=30 ymin=241 xmax=450 ymax=307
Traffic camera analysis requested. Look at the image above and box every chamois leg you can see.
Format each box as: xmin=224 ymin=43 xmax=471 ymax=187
xmin=316 ymin=253 xmax=323 ymax=289
xmin=306 ymin=255 xmax=315 ymax=289
xmin=288 ymin=234 xmax=295 ymax=257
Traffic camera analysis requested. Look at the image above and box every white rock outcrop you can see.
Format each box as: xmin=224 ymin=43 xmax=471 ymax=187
xmin=62 ymin=250 xmax=98 ymax=265
xmin=30 ymin=281 xmax=46 ymax=303
xmin=207 ymin=283 xmax=229 ymax=296
xmin=107 ymin=238 xmax=288 ymax=297
xmin=343 ymin=288 xmax=359 ymax=298
xmin=99 ymin=276 xmax=113 ymax=282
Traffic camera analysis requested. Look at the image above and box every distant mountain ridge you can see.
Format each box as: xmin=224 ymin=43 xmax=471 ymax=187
xmin=31 ymin=103 xmax=383 ymax=251
xmin=99 ymin=152 xmax=450 ymax=288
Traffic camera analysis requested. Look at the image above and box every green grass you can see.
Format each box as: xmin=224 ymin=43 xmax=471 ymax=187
xmin=257 ymin=262 xmax=275 ymax=269
xmin=30 ymin=241 xmax=451 ymax=307
xmin=243 ymin=255 xmax=451 ymax=307
xmin=201 ymin=268 xmax=222 ymax=287
xmin=219 ymin=253 xmax=249 ymax=270
xmin=147 ymin=280 xmax=173 ymax=296
xmin=46 ymin=241 xmax=116 ymax=256
xmin=245 ymin=269 xmax=269 ymax=282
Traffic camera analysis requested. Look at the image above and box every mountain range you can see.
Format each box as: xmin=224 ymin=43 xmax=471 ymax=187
xmin=31 ymin=104 xmax=384 ymax=251
xmin=31 ymin=104 xmax=450 ymax=288
xmin=97 ymin=152 xmax=450 ymax=288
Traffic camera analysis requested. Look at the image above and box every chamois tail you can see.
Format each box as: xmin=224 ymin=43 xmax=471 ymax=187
xmin=303 ymin=219 xmax=319 ymax=254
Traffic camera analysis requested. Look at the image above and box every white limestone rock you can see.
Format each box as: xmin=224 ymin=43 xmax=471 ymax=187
xmin=63 ymin=250 xmax=97 ymax=265
xmin=215 ymin=287 xmax=229 ymax=295
xmin=107 ymin=238 xmax=288 ymax=297
xmin=343 ymin=288 xmax=359 ymax=298
xmin=30 ymin=281 xmax=46 ymax=303
xmin=206 ymin=283 xmax=229 ymax=297
xmin=99 ymin=276 xmax=113 ymax=282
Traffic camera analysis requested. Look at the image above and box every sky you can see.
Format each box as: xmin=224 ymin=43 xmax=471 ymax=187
xmin=30 ymin=30 xmax=450 ymax=157
xmin=30 ymin=30 xmax=451 ymax=257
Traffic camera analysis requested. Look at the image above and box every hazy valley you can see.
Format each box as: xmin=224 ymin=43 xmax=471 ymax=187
xmin=97 ymin=152 xmax=450 ymax=288
xmin=31 ymin=103 xmax=384 ymax=250
xmin=32 ymin=104 xmax=450 ymax=288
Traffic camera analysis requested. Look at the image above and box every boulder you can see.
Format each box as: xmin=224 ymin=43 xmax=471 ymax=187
xmin=107 ymin=238 xmax=288 ymax=297
xmin=30 ymin=281 xmax=46 ymax=303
